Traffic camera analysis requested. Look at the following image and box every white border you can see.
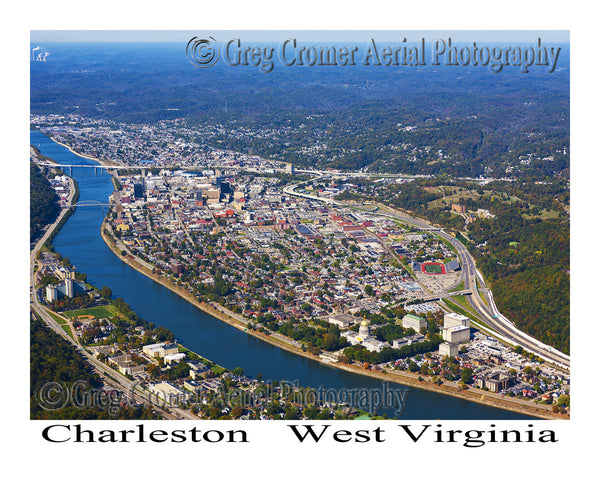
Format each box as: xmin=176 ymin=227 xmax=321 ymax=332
xmin=7 ymin=0 xmax=597 ymax=477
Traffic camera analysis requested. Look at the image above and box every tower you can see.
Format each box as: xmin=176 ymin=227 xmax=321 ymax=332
xmin=65 ymin=278 xmax=74 ymax=298
xmin=46 ymin=284 xmax=58 ymax=303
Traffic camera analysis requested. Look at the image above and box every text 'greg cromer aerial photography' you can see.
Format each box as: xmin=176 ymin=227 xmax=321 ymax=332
xmin=30 ymin=31 xmax=570 ymax=427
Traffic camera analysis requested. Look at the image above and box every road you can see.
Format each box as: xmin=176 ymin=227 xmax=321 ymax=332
xmin=29 ymin=163 xmax=196 ymax=420
xmin=283 ymin=179 xmax=570 ymax=371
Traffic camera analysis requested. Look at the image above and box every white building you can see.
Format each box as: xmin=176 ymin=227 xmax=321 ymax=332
xmin=362 ymin=338 xmax=389 ymax=352
xmin=402 ymin=313 xmax=427 ymax=332
xmin=444 ymin=312 xmax=470 ymax=329
xmin=341 ymin=330 xmax=360 ymax=345
xmin=142 ymin=342 xmax=180 ymax=359
xmin=393 ymin=333 xmax=425 ymax=349
xmin=46 ymin=284 xmax=58 ymax=302
xmin=442 ymin=325 xmax=471 ymax=344
xmin=64 ymin=278 xmax=74 ymax=298
xmin=439 ymin=342 xmax=459 ymax=357
xmin=328 ymin=313 xmax=360 ymax=329
xmin=341 ymin=320 xmax=390 ymax=352
xmin=357 ymin=319 xmax=371 ymax=342
xmin=183 ymin=379 xmax=206 ymax=393
xmin=163 ymin=352 xmax=186 ymax=364
xmin=143 ymin=343 xmax=166 ymax=358
xmin=393 ymin=337 xmax=409 ymax=349
xmin=188 ymin=361 xmax=211 ymax=376
xmin=149 ymin=382 xmax=187 ymax=403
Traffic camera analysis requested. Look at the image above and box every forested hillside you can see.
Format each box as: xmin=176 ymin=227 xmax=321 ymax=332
xmin=30 ymin=317 xmax=158 ymax=419
xmin=472 ymin=220 xmax=569 ymax=353
xmin=30 ymin=162 xmax=60 ymax=243
xmin=30 ymin=42 xmax=569 ymax=179
xmin=337 ymin=177 xmax=570 ymax=353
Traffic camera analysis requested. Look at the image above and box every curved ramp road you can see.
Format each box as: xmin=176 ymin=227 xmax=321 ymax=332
xmin=285 ymin=179 xmax=570 ymax=371
xmin=29 ymin=129 xmax=540 ymax=419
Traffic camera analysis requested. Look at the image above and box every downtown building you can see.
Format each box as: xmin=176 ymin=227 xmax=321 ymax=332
xmin=45 ymin=277 xmax=86 ymax=302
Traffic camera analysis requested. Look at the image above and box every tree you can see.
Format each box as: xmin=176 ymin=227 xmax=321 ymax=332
xmin=284 ymin=407 xmax=300 ymax=420
xmin=322 ymin=332 xmax=339 ymax=351
xmin=338 ymin=354 xmax=351 ymax=364
xmin=100 ymin=286 xmax=112 ymax=299
xmin=147 ymin=363 xmax=162 ymax=378
xmin=316 ymin=408 xmax=332 ymax=420
xmin=460 ymin=367 xmax=474 ymax=384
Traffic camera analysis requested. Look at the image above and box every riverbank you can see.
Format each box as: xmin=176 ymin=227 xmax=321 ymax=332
xmin=30 ymin=148 xmax=79 ymax=251
xmin=30 ymin=145 xmax=58 ymax=164
xmin=99 ymin=218 xmax=565 ymax=420
xmin=47 ymin=132 xmax=563 ymax=420
xmin=50 ymin=137 xmax=118 ymax=167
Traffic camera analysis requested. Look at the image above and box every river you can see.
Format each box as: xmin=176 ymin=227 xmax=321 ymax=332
xmin=31 ymin=129 xmax=531 ymax=419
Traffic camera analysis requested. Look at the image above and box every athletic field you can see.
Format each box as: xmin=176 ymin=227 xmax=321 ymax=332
xmin=421 ymin=262 xmax=446 ymax=275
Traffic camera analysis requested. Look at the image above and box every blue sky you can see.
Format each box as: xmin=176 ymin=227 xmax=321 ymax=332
xmin=30 ymin=30 xmax=569 ymax=43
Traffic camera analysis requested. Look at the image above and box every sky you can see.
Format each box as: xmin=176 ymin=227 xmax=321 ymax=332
xmin=30 ymin=30 xmax=570 ymax=44
xmin=11 ymin=0 xmax=597 ymax=476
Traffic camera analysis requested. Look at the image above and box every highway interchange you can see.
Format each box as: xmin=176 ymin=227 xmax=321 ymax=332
xmin=284 ymin=173 xmax=570 ymax=371
xmin=30 ymin=162 xmax=569 ymax=420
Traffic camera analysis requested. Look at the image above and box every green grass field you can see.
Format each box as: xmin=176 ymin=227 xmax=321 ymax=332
xmin=423 ymin=263 xmax=443 ymax=274
xmin=61 ymin=324 xmax=74 ymax=340
xmin=449 ymin=280 xmax=465 ymax=293
xmin=63 ymin=305 xmax=120 ymax=320
xmin=47 ymin=310 xmax=67 ymax=325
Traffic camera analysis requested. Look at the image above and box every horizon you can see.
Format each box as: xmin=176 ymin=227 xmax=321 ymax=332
xmin=30 ymin=30 xmax=570 ymax=44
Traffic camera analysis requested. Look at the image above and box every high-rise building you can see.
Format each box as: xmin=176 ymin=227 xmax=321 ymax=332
xmin=442 ymin=325 xmax=470 ymax=343
xmin=439 ymin=342 xmax=459 ymax=357
xmin=444 ymin=312 xmax=470 ymax=329
xmin=133 ymin=182 xmax=145 ymax=200
xmin=46 ymin=284 xmax=58 ymax=302
xmin=45 ymin=278 xmax=85 ymax=302
xmin=65 ymin=278 xmax=74 ymax=298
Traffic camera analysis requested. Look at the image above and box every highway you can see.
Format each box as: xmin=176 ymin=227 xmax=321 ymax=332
xmin=29 ymin=163 xmax=195 ymax=420
xmin=31 ymin=255 xmax=191 ymax=419
xmin=30 ymin=158 xmax=569 ymax=421
xmin=283 ymin=179 xmax=570 ymax=371
xmin=443 ymin=226 xmax=569 ymax=369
